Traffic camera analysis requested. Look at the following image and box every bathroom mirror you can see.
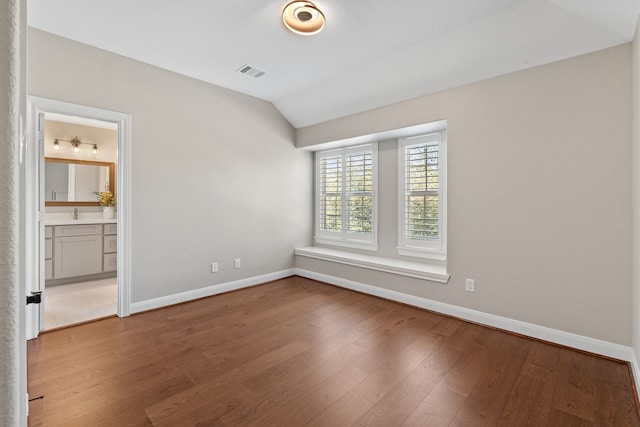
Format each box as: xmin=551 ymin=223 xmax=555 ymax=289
xmin=44 ymin=157 xmax=115 ymax=206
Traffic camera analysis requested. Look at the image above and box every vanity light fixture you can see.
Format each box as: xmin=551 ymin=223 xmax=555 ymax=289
xmin=52 ymin=136 xmax=99 ymax=154
xmin=282 ymin=1 xmax=325 ymax=35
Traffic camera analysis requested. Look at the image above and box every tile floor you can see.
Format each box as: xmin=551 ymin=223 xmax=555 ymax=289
xmin=44 ymin=277 xmax=117 ymax=330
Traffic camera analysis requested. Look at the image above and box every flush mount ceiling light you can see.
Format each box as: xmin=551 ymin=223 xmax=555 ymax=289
xmin=282 ymin=1 xmax=325 ymax=35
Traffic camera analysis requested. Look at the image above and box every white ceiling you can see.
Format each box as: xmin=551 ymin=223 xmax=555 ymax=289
xmin=28 ymin=0 xmax=640 ymax=128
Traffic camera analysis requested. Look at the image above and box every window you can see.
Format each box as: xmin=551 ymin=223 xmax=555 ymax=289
xmin=398 ymin=132 xmax=446 ymax=260
xmin=315 ymin=143 xmax=377 ymax=250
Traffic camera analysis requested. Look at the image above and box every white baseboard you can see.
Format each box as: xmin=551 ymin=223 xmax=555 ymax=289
xmin=630 ymin=349 xmax=640 ymax=396
xmin=295 ymin=268 xmax=634 ymax=362
xmin=130 ymin=269 xmax=295 ymax=314
xmin=126 ymin=267 xmax=639 ymax=395
xmin=128 ymin=266 xmax=636 ymax=364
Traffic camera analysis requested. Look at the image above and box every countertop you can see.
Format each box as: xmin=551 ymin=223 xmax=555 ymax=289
xmin=44 ymin=214 xmax=117 ymax=226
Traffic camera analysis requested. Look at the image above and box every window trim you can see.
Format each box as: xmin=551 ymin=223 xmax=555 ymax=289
xmin=397 ymin=131 xmax=447 ymax=260
xmin=315 ymin=143 xmax=378 ymax=251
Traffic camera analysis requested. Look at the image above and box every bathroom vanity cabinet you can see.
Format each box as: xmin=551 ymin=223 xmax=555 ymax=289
xmin=103 ymin=224 xmax=118 ymax=272
xmin=44 ymin=226 xmax=53 ymax=280
xmin=45 ymin=222 xmax=117 ymax=283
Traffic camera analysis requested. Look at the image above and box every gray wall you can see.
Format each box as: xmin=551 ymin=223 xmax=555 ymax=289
xmin=27 ymin=27 xmax=635 ymax=347
xmin=632 ymin=18 xmax=640 ymax=363
xmin=297 ymin=44 xmax=633 ymax=346
xmin=28 ymin=28 xmax=313 ymax=303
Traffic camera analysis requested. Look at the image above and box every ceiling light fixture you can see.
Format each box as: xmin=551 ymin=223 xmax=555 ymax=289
xmin=52 ymin=136 xmax=98 ymax=154
xmin=71 ymin=137 xmax=81 ymax=152
xmin=282 ymin=1 xmax=325 ymax=36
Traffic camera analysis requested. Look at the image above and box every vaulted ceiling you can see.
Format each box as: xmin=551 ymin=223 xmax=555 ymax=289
xmin=28 ymin=0 xmax=640 ymax=128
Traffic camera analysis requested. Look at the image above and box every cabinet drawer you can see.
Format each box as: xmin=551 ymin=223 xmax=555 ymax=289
xmin=45 ymin=226 xmax=53 ymax=238
xmin=44 ymin=238 xmax=52 ymax=259
xmin=54 ymin=224 xmax=102 ymax=237
xmin=103 ymin=253 xmax=117 ymax=272
xmin=44 ymin=259 xmax=53 ymax=280
xmin=103 ymin=234 xmax=117 ymax=253
xmin=104 ymin=223 xmax=117 ymax=235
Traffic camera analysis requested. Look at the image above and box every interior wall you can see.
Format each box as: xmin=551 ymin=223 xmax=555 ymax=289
xmin=27 ymin=28 xmax=313 ymax=304
xmin=632 ymin=18 xmax=640 ymax=361
xmin=296 ymin=44 xmax=633 ymax=345
xmin=18 ymin=1 xmax=27 ymax=423
xmin=44 ymin=120 xmax=117 ymax=163
xmin=1 ymin=0 xmax=27 ymax=425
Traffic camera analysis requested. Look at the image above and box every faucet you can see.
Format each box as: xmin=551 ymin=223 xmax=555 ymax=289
xmin=73 ymin=208 xmax=79 ymax=220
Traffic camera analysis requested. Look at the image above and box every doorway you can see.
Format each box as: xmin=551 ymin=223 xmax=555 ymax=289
xmin=26 ymin=96 xmax=131 ymax=339
xmin=41 ymin=114 xmax=119 ymax=329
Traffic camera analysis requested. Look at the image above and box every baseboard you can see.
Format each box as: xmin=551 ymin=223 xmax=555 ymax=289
xmin=130 ymin=269 xmax=295 ymax=314
xmin=631 ymin=349 xmax=640 ymax=398
xmin=128 ymin=266 xmax=634 ymax=363
xmin=295 ymin=268 xmax=634 ymax=362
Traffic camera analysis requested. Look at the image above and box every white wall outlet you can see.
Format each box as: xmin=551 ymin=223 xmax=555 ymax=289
xmin=234 ymin=258 xmax=241 ymax=269
xmin=465 ymin=278 xmax=475 ymax=292
xmin=211 ymin=262 xmax=218 ymax=273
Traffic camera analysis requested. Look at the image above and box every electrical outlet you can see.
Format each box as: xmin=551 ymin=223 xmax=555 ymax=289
xmin=465 ymin=279 xmax=475 ymax=292
xmin=234 ymin=258 xmax=241 ymax=269
xmin=211 ymin=262 xmax=218 ymax=273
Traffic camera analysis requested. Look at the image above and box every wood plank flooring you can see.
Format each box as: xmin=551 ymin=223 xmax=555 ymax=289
xmin=27 ymin=276 xmax=640 ymax=426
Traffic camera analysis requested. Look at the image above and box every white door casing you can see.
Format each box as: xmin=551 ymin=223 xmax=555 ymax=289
xmin=26 ymin=96 xmax=132 ymax=339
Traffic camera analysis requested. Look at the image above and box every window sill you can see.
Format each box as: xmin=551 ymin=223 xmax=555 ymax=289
xmin=294 ymin=246 xmax=450 ymax=284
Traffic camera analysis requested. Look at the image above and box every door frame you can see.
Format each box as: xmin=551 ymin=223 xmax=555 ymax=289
xmin=26 ymin=96 xmax=132 ymax=338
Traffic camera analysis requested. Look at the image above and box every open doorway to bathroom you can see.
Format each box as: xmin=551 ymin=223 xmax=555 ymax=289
xmin=42 ymin=114 xmax=118 ymax=330
xmin=26 ymin=96 xmax=131 ymax=340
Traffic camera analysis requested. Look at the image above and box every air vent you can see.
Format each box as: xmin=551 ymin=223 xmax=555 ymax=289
xmin=237 ymin=64 xmax=266 ymax=78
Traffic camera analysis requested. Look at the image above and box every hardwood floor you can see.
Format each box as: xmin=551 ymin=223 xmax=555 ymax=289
xmin=27 ymin=276 xmax=640 ymax=426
